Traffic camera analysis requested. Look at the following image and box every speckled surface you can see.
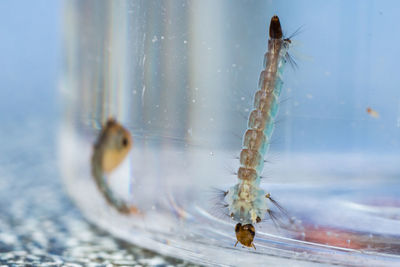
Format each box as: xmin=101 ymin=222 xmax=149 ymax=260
xmin=0 ymin=118 xmax=197 ymax=267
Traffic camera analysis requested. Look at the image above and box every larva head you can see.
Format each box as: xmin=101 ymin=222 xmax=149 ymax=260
xmin=235 ymin=223 xmax=256 ymax=248
xmin=269 ymin=15 xmax=283 ymax=39
xmin=97 ymin=118 xmax=133 ymax=173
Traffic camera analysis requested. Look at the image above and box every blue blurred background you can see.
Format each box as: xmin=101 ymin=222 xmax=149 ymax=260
xmin=0 ymin=0 xmax=61 ymax=123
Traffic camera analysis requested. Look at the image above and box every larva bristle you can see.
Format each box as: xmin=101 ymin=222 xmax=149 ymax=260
xmin=267 ymin=209 xmax=283 ymax=229
xmin=285 ymin=52 xmax=298 ymax=70
xmin=267 ymin=194 xmax=289 ymax=218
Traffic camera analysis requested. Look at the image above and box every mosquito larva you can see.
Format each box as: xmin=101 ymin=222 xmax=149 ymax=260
xmin=91 ymin=118 xmax=139 ymax=214
xmin=224 ymin=15 xmax=293 ymax=248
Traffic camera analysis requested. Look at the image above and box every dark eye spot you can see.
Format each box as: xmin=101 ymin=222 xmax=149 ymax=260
xmin=235 ymin=223 xmax=242 ymax=233
xmin=122 ymin=137 xmax=128 ymax=147
xmin=249 ymin=228 xmax=255 ymax=237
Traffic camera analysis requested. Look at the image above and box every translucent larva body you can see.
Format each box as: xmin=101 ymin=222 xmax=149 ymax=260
xmin=225 ymin=15 xmax=291 ymax=248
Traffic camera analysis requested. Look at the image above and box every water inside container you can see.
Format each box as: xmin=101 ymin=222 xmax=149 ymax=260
xmin=59 ymin=1 xmax=400 ymax=265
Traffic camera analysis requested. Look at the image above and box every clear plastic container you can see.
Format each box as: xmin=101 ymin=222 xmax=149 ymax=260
xmin=59 ymin=1 xmax=400 ymax=266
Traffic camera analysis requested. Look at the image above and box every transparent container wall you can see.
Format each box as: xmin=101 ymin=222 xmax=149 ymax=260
xmin=60 ymin=0 xmax=400 ymax=266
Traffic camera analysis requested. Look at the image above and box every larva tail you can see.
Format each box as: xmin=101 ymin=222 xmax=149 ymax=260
xmin=91 ymin=153 xmax=139 ymax=215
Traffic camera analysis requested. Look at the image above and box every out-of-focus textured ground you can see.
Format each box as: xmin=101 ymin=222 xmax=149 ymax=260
xmin=0 ymin=118 xmax=196 ymax=267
